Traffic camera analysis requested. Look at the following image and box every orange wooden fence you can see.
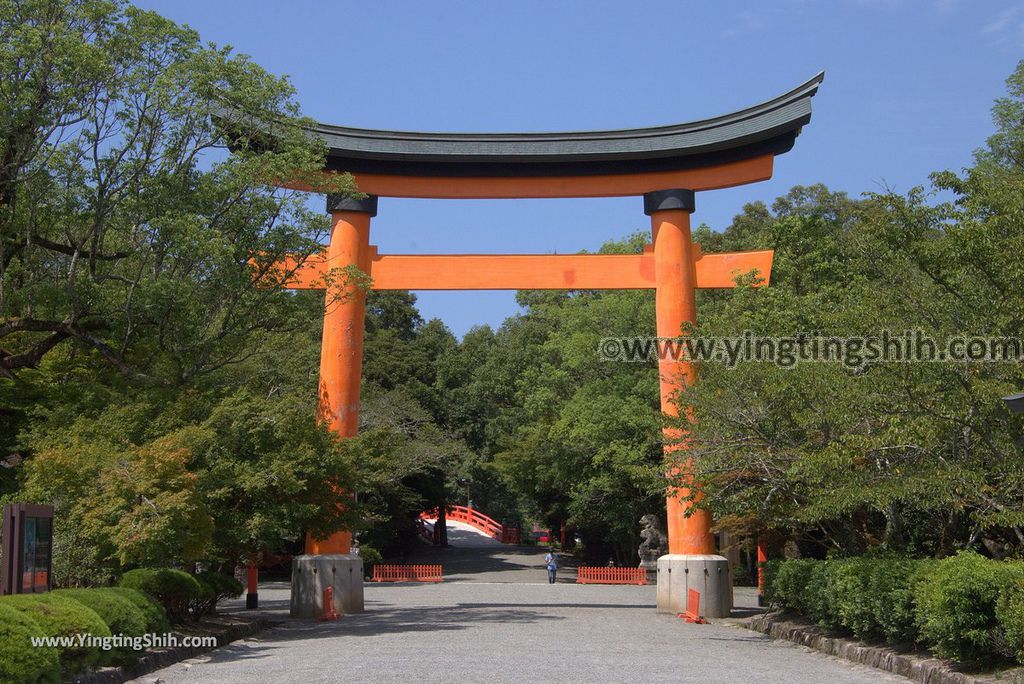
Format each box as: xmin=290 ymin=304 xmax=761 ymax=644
xmin=371 ymin=564 xmax=443 ymax=582
xmin=576 ymin=567 xmax=648 ymax=585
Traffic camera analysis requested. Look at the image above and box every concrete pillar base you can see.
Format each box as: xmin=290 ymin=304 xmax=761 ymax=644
xmin=656 ymin=554 xmax=732 ymax=618
xmin=290 ymin=554 xmax=364 ymax=618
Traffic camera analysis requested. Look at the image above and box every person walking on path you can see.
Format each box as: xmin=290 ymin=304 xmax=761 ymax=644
xmin=544 ymin=549 xmax=558 ymax=584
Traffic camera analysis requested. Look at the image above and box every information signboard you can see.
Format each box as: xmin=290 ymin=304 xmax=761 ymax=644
xmin=1 ymin=503 xmax=54 ymax=595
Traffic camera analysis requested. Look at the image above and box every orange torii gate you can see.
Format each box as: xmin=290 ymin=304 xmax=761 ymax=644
xmin=262 ymin=73 xmax=823 ymax=618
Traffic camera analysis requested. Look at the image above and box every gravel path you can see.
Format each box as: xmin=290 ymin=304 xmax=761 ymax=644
xmin=134 ymin=526 xmax=905 ymax=684
xmin=412 ymin=519 xmax=579 ymax=584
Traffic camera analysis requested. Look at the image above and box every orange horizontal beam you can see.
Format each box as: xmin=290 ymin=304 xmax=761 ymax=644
xmin=694 ymin=250 xmax=774 ymax=288
xmin=372 ymin=253 xmax=652 ymax=290
xmin=273 ymin=249 xmax=772 ymax=291
xmin=280 ymin=155 xmax=774 ymax=199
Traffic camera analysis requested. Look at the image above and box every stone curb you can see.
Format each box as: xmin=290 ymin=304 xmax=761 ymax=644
xmin=743 ymin=612 xmax=1007 ymax=684
xmin=71 ymin=614 xmax=279 ymax=684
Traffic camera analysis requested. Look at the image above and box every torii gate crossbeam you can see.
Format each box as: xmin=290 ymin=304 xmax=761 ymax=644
xmin=278 ymin=247 xmax=773 ymax=291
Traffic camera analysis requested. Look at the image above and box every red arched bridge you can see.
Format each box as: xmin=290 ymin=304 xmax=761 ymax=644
xmin=419 ymin=505 xmax=521 ymax=545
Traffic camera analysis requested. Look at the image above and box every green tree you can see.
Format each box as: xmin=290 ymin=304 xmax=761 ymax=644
xmin=684 ymin=62 xmax=1024 ymax=558
xmin=0 ymin=0 xmax=368 ymax=580
xmin=0 ymin=0 xmax=353 ymax=384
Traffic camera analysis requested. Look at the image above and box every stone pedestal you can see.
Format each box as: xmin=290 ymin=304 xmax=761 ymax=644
xmin=656 ymin=554 xmax=732 ymax=618
xmin=290 ymin=554 xmax=364 ymax=618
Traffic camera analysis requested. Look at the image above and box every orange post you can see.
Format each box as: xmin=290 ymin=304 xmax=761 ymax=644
xmin=306 ymin=196 xmax=376 ymax=555
xmin=648 ymin=189 xmax=714 ymax=557
xmin=319 ymin=585 xmax=340 ymax=621
xmin=757 ymin=537 xmax=768 ymax=606
xmin=245 ymin=559 xmax=258 ymax=610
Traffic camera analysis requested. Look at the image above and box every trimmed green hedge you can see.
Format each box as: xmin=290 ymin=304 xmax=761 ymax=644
xmin=105 ymin=586 xmax=172 ymax=633
xmin=53 ymin=588 xmax=148 ymax=665
xmin=0 ymin=571 xmax=243 ymax=680
xmin=190 ymin=572 xmax=244 ymax=620
xmin=0 ymin=602 xmax=61 ymax=684
xmin=765 ymin=552 xmax=1024 ymax=665
xmin=997 ymin=578 xmax=1024 ymax=662
xmin=0 ymin=585 xmax=178 ymax=680
xmin=359 ymin=545 xmax=383 ymax=580
xmin=0 ymin=593 xmax=111 ymax=674
xmin=119 ymin=568 xmax=201 ymax=623
xmin=868 ymin=557 xmax=934 ymax=644
xmin=764 ymin=558 xmax=816 ymax=614
xmin=916 ymin=552 xmax=1024 ymax=662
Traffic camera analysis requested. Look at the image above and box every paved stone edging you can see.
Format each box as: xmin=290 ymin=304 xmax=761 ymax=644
xmin=743 ymin=612 xmax=1002 ymax=684
xmin=71 ymin=614 xmax=279 ymax=684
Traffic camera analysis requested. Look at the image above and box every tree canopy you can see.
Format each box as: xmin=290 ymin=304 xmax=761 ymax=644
xmin=682 ymin=63 xmax=1024 ymax=559
xmin=0 ymin=0 xmax=352 ymax=384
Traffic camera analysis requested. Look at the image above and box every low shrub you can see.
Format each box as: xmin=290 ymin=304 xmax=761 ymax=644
xmin=768 ymin=558 xmax=817 ymax=613
xmin=119 ymin=568 xmax=201 ymax=623
xmin=359 ymin=545 xmax=383 ymax=580
xmin=829 ymin=559 xmax=876 ymax=639
xmin=915 ymin=551 xmax=1024 ymax=663
xmin=804 ymin=560 xmax=841 ymax=629
xmin=105 ymin=587 xmax=171 ymax=634
xmin=765 ymin=553 xmax=1024 ymax=663
xmin=761 ymin=559 xmax=781 ymax=605
xmin=54 ymin=588 xmax=148 ymax=665
xmin=0 ymin=593 xmax=111 ymax=674
xmin=869 ymin=558 xmax=936 ymax=645
xmin=190 ymin=572 xmax=244 ymax=619
xmin=0 ymin=602 xmax=61 ymax=684
xmin=54 ymin=588 xmax=147 ymax=636
xmin=997 ymin=577 xmax=1024 ymax=663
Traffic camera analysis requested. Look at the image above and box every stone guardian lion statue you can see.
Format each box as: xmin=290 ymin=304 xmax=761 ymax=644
xmin=637 ymin=514 xmax=666 ymax=567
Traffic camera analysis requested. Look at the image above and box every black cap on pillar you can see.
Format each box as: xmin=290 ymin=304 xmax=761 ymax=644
xmin=327 ymin=193 xmax=378 ymax=216
xmin=643 ymin=189 xmax=695 ymax=216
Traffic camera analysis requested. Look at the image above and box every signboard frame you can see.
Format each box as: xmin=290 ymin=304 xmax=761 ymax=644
xmin=1 ymin=503 xmax=54 ymax=595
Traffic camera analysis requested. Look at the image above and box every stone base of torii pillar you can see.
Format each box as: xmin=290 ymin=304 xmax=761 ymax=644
xmin=290 ymin=554 xmax=364 ymax=618
xmin=656 ymin=554 xmax=733 ymax=618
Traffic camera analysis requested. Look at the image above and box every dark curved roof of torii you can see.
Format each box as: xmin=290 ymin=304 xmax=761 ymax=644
xmin=313 ymin=72 xmax=823 ymax=178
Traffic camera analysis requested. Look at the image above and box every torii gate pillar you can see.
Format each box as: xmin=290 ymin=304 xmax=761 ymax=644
xmin=647 ymin=189 xmax=732 ymax=618
xmin=290 ymin=194 xmax=375 ymax=619
xmin=306 ymin=194 xmax=377 ymax=555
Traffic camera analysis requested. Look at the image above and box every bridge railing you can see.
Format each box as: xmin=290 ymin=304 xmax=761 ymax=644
xmin=371 ymin=564 xmax=443 ymax=582
xmin=420 ymin=505 xmax=520 ymax=544
xmin=576 ymin=567 xmax=648 ymax=585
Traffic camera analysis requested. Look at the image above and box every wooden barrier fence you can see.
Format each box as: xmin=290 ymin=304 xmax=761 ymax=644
xmin=576 ymin=566 xmax=648 ymax=585
xmin=679 ymin=588 xmax=707 ymax=624
xmin=371 ymin=564 xmax=443 ymax=582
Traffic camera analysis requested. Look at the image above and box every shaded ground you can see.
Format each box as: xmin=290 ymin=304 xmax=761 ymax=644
xmin=133 ymin=524 xmax=905 ymax=683
xmin=413 ymin=519 xmax=579 ymax=583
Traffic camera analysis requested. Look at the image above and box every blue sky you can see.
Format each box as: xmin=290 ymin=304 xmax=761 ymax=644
xmin=136 ymin=0 xmax=1023 ymax=337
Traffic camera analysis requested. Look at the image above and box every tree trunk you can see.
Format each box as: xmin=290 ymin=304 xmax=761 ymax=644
xmin=437 ymin=502 xmax=448 ymax=547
